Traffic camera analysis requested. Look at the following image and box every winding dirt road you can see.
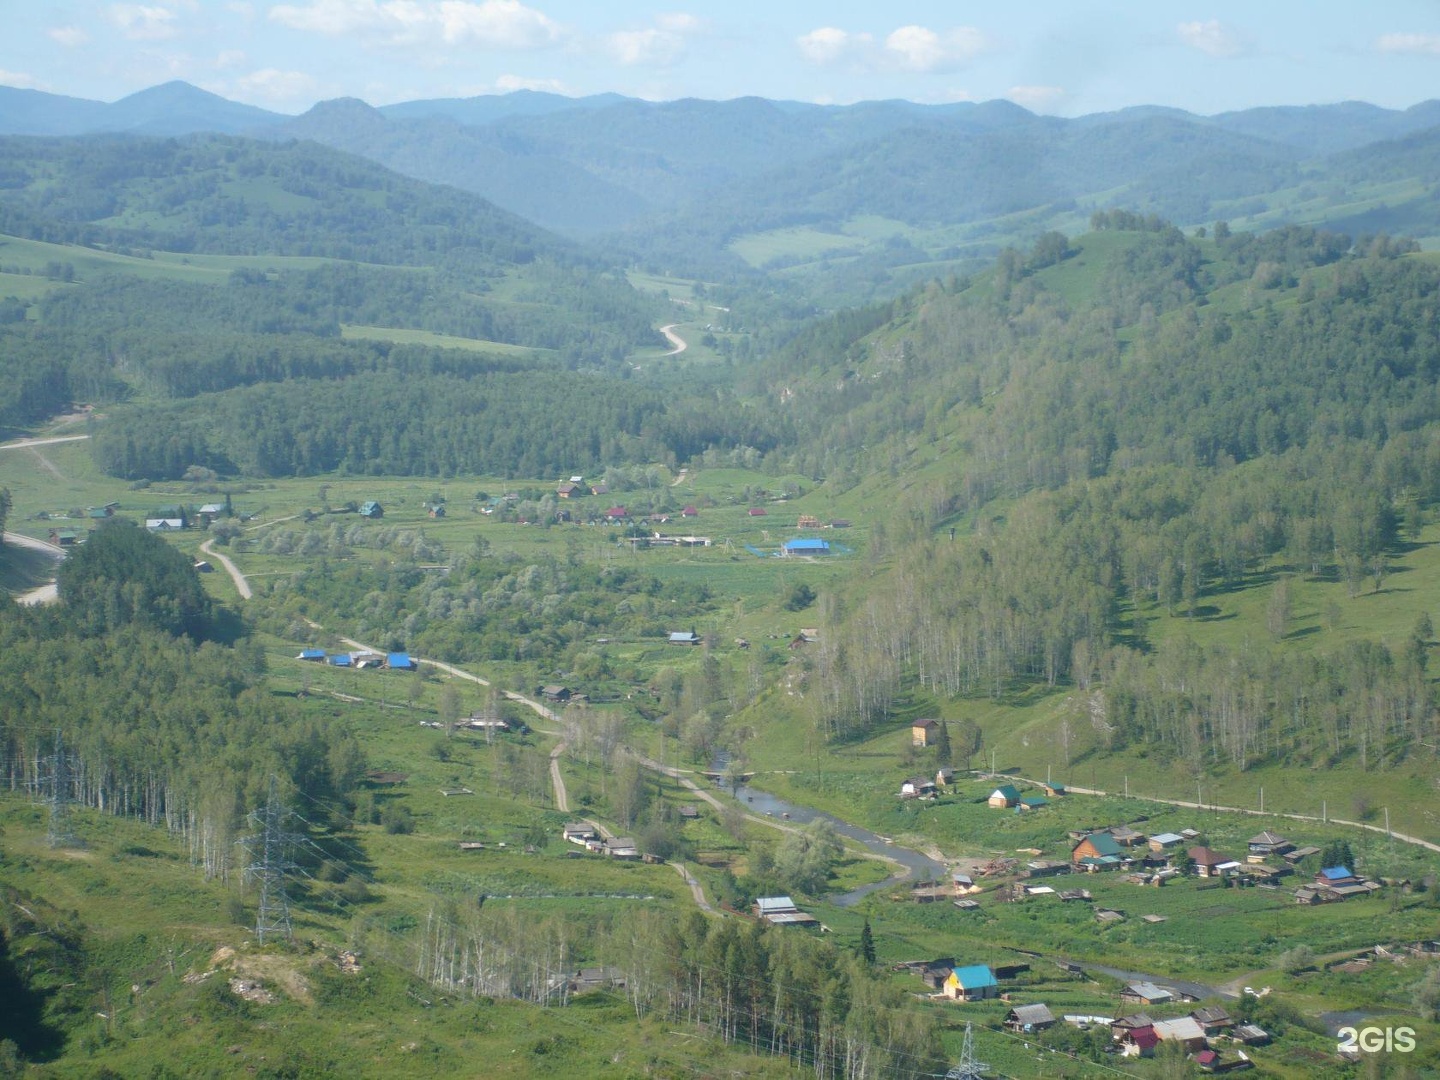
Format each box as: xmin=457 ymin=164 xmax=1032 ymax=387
xmin=659 ymin=324 xmax=687 ymax=356
xmin=199 ymin=538 xmax=252 ymax=599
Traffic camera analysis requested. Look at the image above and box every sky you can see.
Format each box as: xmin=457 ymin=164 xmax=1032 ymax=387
xmin=2 ymin=1 xmax=1437 ymax=117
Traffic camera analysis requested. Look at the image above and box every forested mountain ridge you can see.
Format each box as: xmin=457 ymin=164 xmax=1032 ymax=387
xmin=750 ymin=220 xmax=1440 ymax=790
xmin=0 ymin=131 xmax=669 ymax=441
xmin=5 ymin=82 xmax=1439 ymax=275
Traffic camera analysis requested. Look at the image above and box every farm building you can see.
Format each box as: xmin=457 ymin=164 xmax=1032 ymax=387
xmin=782 ymin=538 xmax=830 ymax=556
xmin=359 ymin=501 xmax=383 ymax=519
xmin=911 ymin=718 xmax=939 ymax=747
xmin=387 ymin=652 xmax=416 ymax=670
xmin=296 ymin=648 xmax=326 ymax=662
xmin=1120 ymin=982 xmax=1174 ymax=1007
xmin=753 ymin=896 xmax=820 ymax=928
xmin=988 ymin=785 xmax=1020 ymax=808
xmin=943 ymin=965 xmax=998 ymax=1002
xmin=668 ymin=630 xmax=702 ymax=646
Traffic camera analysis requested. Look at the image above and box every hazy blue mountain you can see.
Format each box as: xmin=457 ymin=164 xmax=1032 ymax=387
xmin=0 ymin=80 xmax=284 ymax=136
xmin=378 ymin=89 xmax=630 ymax=125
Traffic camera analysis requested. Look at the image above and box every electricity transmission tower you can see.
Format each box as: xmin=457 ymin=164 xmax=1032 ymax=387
xmin=44 ymin=730 xmax=81 ymax=849
xmin=241 ymin=777 xmax=303 ymax=944
xmin=945 ymin=1022 xmax=990 ymax=1080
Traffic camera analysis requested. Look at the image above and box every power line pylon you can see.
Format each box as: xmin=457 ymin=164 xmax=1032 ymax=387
xmin=241 ymin=776 xmax=302 ymax=944
xmin=946 ymin=1021 xmax=990 ymax=1080
xmin=45 ymin=730 xmax=81 ymax=849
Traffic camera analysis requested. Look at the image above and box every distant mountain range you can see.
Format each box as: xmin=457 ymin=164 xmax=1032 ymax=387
xmin=3 ymin=81 xmax=1438 ymax=289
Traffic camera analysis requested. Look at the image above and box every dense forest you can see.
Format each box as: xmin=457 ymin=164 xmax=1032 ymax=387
xmin=761 ymin=223 xmax=1440 ymax=777
xmin=0 ymin=522 xmax=363 ymax=878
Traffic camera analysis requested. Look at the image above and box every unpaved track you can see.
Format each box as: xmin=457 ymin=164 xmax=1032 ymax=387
xmin=4 ymin=531 xmax=65 ymax=605
xmin=659 ymin=324 xmax=687 ymax=356
xmin=199 ymin=538 xmax=251 ymax=599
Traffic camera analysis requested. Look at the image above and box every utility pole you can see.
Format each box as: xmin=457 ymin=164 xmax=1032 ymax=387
xmin=241 ymin=776 xmax=302 ymax=944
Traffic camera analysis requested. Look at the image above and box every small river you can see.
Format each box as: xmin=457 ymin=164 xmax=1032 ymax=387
xmin=711 ymin=759 xmax=948 ymax=905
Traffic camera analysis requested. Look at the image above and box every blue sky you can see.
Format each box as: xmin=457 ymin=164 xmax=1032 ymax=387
xmin=3 ymin=1 xmax=1437 ymax=116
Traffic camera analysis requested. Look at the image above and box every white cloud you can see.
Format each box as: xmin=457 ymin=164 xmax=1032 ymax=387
xmin=0 ymin=69 xmax=43 ymax=90
xmin=234 ymin=67 xmax=320 ymax=104
xmin=48 ymin=25 xmax=92 ymax=47
xmin=269 ymin=0 xmax=562 ymax=49
xmin=109 ymin=4 xmax=183 ymax=41
xmin=797 ymin=27 xmax=871 ymax=66
xmin=606 ymin=13 xmax=705 ymax=68
xmin=493 ymin=73 xmax=569 ymax=93
xmin=884 ymin=25 xmax=988 ymax=73
xmin=1177 ymin=19 xmax=1245 ymax=58
xmin=798 ymin=24 xmax=988 ymax=73
xmin=216 ymin=49 xmax=248 ymax=69
xmin=1006 ymin=84 xmax=1066 ymax=112
xmin=1375 ymin=32 xmax=1440 ymax=56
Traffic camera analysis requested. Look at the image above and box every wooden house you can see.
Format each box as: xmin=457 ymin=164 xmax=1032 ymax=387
xmin=1119 ymin=982 xmax=1173 ymax=1007
xmin=988 ymin=784 xmax=1020 ymax=808
xmin=1248 ymin=830 xmax=1293 ymax=860
xmin=911 ymin=718 xmax=939 ymax=747
xmin=943 ymin=965 xmax=997 ymax=1002
xmin=1072 ymin=831 xmax=1124 ymax=869
xmin=1004 ymin=1004 xmax=1056 ymax=1033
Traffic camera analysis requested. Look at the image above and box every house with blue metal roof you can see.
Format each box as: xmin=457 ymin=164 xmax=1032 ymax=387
xmin=296 ymin=648 xmax=326 ymax=662
xmin=387 ymin=652 xmax=416 ymax=670
xmin=944 ymin=965 xmax=998 ymax=1001
xmin=782 ymin=538 xmax=830 ymax=556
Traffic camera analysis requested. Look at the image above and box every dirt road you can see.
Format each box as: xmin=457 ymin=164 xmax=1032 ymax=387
xmin=199 ymin=538 xmax=252 ymax=599
xmin=659 ymin=324 xmax=687 ymax=356
xmin=4 ymin=531 xmax=65 ymax=605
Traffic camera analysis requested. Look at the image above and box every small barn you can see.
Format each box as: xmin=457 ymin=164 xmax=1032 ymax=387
xmin=988 ymin=785 xmax=1020 ymax=809
xmin=359 ymin=501 xmax=383 ymax=519
xmin=912 ymin=718 xmax=939 ymax=747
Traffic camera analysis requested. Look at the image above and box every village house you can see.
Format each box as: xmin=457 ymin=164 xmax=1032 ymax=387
xmin=1018 ymin=795 xmax=1049 ymax=811
xmin=988 ymin=784 xmax=1020 ymax=809
xmin=562 ymin=822 xmax=597 ymax=846
xmin=1191 ymin=1006 xmax=1234 ymax=1036
xmin=919 ymin=959 xmax=956 ymax=991
xmin=1111 ymin=1014 xmax=1155 ymax=1042
xmin=1151 ymin=1016 xmax=1208 ymax=1052
xmin=1120 ymin=1025 xmax=1160 ymax=1058
xmin=900 ymin=777 xmax=937 ymax=799
xmin=1119 ymin=982 xmax=1174 ymax=1007
xmin=1148 ymin=832 xmax=1186 ymax=854
xmin=1247 ymin=831 xmax=1294 ymax=860
xmin=911 ymin=718 xmax=939 ymax=747
xmin=1004 ymin=1004 xmax=1056 ymax=1033
xmin=943 ymin=965 xmax=998 ymax=1002
xmin=359 ymin=500 xmax=383 ymax=519
xmin=605 ymin=837 xmax=640 ymax=860
xmin=667 ymin=630 xmax=703 ymax=646
xmin=1188 ymin=846 xmax=1234 ymax=878
xmin=1072 ymin=831 xmax=1125 ymax=870
xmin=753 ymin=896 xmax=820 ymax=928
xmin=1041 ymin=781 xmax=1067 ymax=797
xmin=539 ymin=685 xmax=572 ymax=703
xmin=386 ymin=652 xmax=416 ymax=670
xmin=1108 ymin=825 xmax=1146 ymax=847
xmin=936 ymin=766 xmax=957 ymax=787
